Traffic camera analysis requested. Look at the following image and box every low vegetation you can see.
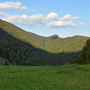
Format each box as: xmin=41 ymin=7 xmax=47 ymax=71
xmin=0 ymin=65 xmax=90 ymax=90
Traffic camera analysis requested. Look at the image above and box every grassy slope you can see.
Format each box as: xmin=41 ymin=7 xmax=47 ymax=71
xmin=0 ymin=19 xmax=47 ymax=49
xmin=0 ymin=19 xmax=90 ymax=53
xmin=0 ymin=65 xmax=90 ymax=90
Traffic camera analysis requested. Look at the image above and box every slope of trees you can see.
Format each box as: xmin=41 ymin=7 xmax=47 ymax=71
xmin=77 ymin=40 xmax=90 ymax=64
xmin=0 ymin=28 xmax=80 ymax=66
xmin=0 ymin=19 xmax=90 ymax=66
xmin=0 ymin=19 xmax=90 ymax=53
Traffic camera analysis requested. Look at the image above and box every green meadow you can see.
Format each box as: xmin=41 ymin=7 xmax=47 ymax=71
xmin=0 ymin=65 xmax=90 ymax=90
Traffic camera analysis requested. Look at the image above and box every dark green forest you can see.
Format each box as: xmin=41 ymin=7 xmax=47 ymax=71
xmin=0 ymin=19 xmax=90 ymax=66
xmin=76 ymin=40 xmax=90 ymax=64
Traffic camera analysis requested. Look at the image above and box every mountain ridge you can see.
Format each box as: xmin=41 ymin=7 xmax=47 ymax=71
xmin=0 ymin=19 xmax=90 ymax=65
xmin=0 ymin=27 xmax=80 ymax=65
xmin=0 ymin=19 xmax=90 ymax=53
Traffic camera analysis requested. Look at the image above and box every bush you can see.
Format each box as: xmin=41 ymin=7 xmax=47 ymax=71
xmin=0 ymin=57 xmax=10 ymax=66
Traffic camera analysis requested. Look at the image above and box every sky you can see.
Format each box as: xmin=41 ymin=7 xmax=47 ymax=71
xmin=0 ymin=0 xmax=90 ymax=37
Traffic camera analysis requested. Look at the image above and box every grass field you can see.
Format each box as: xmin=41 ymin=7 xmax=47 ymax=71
xmin=0 ymin=65 xmax=90 ymax=90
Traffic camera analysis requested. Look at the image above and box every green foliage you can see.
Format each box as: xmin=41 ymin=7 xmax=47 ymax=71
xmin=0 ymin=19 xmax=90 ymax=65
xmin=0 ymin=65 xmax=90 ymax=90
xmin=1 ymin=28 xmax=74 ymax=65
xmin=0 ymin=57 xmax=9 ymax=66
xmin=0 ymin=57 xmax=5 ymax=65
xmin=77 ymin=40 xmax=90 ymax=64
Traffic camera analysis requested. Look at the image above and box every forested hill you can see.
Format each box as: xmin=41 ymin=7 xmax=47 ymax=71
xmin=0 ymin=19 xmax=90 ymax=53
xmin=0 ymin=28 xmax=60 ymax=65
xmin=0 ymin=28 xmax=80 ymax=66
xmin=0 ymin=19 xmax=90 ymax=65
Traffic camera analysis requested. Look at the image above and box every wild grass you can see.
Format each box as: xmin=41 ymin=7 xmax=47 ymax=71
xmin=0 ymin=65 xmax=90 ymax=90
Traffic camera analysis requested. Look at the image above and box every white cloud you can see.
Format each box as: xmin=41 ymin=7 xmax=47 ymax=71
xmin=46 ymin=13 xmax=79 ymax=21
xmin=80 ymin=22 xmax=88 ymax=26
xmin=0 ymin=11 xmax=44 ymax=26
xmin=46 ymin=13 xmax=79 ymax=28
xmin=47 ymin=20 xmax=76 ymax=27
xmin=0 ymin=1 xmax=27 ymax=10
xmin=59 ymin=15 xmax=80 ymax=21
xmin=46 ymin=12 xmax=59 ymax=20
xmin=0 ymin=11 xmax=80 ymax=27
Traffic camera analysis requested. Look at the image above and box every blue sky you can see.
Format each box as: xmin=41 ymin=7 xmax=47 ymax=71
xmin=0 ymin=0 xmax=90 ymax=37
